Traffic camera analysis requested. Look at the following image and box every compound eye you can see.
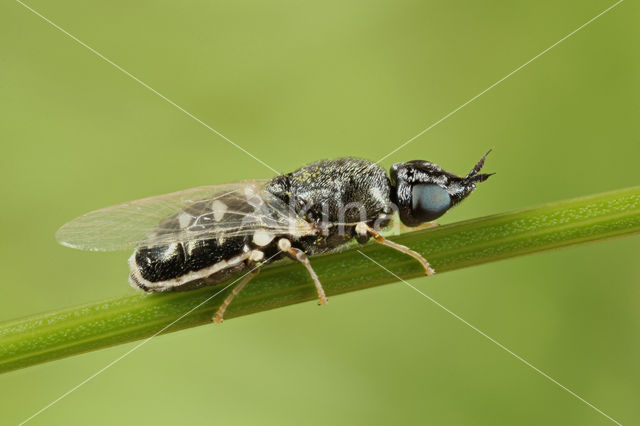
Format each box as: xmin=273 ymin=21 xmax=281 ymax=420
xmin=411 ymin=184 xmax=452 ymax=222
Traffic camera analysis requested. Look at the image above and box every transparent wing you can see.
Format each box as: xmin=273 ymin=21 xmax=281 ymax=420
xmin=56 ymin=180 xmax=316 ymax=251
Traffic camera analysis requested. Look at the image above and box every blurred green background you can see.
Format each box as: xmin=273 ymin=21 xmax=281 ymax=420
xmin=1 ymin=0 xmax=638 ymax=424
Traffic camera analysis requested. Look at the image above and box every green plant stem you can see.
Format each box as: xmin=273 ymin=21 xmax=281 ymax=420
xmin=1 ymin=187 xmax=640 ymax=374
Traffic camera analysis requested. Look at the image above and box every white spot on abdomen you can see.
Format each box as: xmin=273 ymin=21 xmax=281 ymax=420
xmin=250 ymin=250 xmax=264 ymax=262
xmin=253 ymin=229 xmax=275 ymax=246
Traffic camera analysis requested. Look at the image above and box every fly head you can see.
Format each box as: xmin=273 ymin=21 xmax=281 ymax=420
xmin=390 ymin=150 xmax=494 ymax=227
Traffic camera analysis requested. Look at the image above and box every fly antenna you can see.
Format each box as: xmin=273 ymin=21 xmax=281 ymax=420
xmin=466 ymin=149 xmax=492 ymax=178
xmin=470 ymin=172 xmax=495 ymax=183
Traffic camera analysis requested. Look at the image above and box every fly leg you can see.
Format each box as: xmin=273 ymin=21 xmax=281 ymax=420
xmin=278 ymin=238 xmax=328 ymax=305
xmin=213 ymin=265 xmax=260 ymax=324
xmin=355 ymin=222 xmax=435 ymax=276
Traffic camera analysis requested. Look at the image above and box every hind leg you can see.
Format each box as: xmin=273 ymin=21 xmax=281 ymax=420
xmin=213 ymin=266 xmax=260 ymax=324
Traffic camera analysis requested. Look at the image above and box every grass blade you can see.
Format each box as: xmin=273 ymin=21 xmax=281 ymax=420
xmin=1 ymin=186 xmax=639 ymax=374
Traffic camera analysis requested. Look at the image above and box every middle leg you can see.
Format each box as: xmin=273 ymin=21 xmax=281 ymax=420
xmin=277 ymin=238 xmax=328 ymax=305
xmin=213 ymin=265 xmax=260 ymax=324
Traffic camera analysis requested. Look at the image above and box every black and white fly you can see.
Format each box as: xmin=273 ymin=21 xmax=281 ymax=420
xmin=57 ymin=153 xmax=492 ymax=322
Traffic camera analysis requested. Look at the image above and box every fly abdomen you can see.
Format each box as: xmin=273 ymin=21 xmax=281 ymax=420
xmin=129 ymin=236 xmax=249 ymax=292
xmin=135 ymin=242 xmax=187 ymax=283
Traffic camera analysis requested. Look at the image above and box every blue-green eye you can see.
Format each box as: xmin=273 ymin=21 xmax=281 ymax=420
xmin=411 ymin=184 xmax=451 ymax=222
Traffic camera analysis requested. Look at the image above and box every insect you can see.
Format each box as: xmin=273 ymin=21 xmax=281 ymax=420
xmin=57 ymin=153 xmax=493 ymax=323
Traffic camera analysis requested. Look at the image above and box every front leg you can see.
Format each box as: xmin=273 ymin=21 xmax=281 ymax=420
xmin=355 ymin=222 xmax=435 ymax=276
